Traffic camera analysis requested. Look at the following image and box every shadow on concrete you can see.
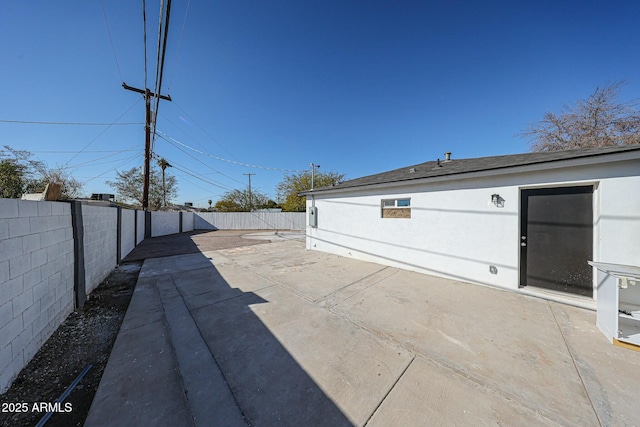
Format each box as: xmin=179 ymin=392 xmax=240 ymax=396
xmin=99 ymin=231 xmax=353 ymax=426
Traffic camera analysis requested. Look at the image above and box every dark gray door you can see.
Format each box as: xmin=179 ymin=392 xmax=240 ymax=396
xmin=520 ymin=186 xmax=593 ymax=297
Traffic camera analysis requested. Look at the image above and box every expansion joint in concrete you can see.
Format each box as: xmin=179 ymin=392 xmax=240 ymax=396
xmin=167 ymin=276 xmax=250 ymax=425
xmin=364 ymin=356 xmax=415 ymax=426
xmin=547 ymin=301 xmax=603 ymax=427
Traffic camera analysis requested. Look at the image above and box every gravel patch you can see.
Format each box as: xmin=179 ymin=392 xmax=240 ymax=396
xmin=0 ymin=262 xmax=142 ymax=427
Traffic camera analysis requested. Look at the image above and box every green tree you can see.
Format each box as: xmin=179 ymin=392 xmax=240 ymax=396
xmin=277 ymin=171 xmax=345 ymax=212
xmin=521 ymin=81 xmax=640 ymax=152
xmin=107 ymin=166 xmax=178 ymax=210
xmin=0 ymin=159 xmax=28 ymax=198
xmin=214 ymin=189 xmax=269 ymax=212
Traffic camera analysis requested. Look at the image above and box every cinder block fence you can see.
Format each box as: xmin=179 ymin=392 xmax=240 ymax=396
xmin=0 ymin=200 xmax=196 ymax=393
xmin=0 ymin=201 xmax=304 ymax=393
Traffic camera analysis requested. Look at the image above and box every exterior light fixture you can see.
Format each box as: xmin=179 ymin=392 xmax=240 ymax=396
xmin=491 ymin=194 xmax=504 ymax=207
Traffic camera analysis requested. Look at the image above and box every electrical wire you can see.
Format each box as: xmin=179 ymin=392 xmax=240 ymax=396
xmin=156 ymin=130 xmax=305 ymax=172
xmin=156 ymin=133 xmax=246 ymax=185
xmin=173 ymin=175 xmax=225 ymax=201
xmin=172 ymin=101 xmax=239 ymax=161
xmin=99 ymin=0 xmax=123 ymax=82
xmin=150 ymin=151 xmax=234 ymax=190
xmin=67 ymin=151 xmax=144 ymax=170
xmin=63 ymin=145 xmax=140 ymax=169
xmin=64 ymin=99 xmax=142 ymax=166
xmin=166 ymin=0 xmax=191 ymax=92
xmin=28 ymin=149 xmax=139 ymax=154
xmin=155 ymin=157 xmax=235 ymax=191
xmin=0 ymin=119 xmax=141 ymax=126
xmin=81 ymin=151 xmax=143 ymax=185
xmin=150 ymin=0 xmax=172 ymax=143
xmin=142 ymin=0 xmax=148 ymax=88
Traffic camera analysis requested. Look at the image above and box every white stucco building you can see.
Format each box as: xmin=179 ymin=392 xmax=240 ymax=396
xmin=302 ymin=145 xmax=640 ymax=308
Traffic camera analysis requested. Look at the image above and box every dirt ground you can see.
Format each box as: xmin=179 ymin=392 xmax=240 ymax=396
xmin=0 ymin=230 xmax=270 ymax=427
xmin=0 ymin=262 xmax=142 ymax=427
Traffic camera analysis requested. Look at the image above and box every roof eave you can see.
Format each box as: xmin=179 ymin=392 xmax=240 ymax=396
xmin=299 ymin=148 xmax=640 ymax=196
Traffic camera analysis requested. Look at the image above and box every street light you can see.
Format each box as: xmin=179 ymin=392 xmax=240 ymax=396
xmin=310 ymin=163 xmax=320 ymax=190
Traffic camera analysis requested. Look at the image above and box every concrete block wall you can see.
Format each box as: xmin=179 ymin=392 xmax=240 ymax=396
xmin=151 ymin=212 xmax=180 ymax=237
xmin=82 ymin=205 xmax=117 ymax=294
xmin=0 ymin=200 xmax=74 ymax=393
xmin=182 ymin=212 xmax=194 ymax=232
xmin=120 ymin=209 xmax=136 ymax=260
xmin=136 ymin=210 xmax=145 ymax=244
xmin=194 ymin=212 xmax=306 ymax=230
xmin=1 ymin=201 xmax=200 ymax=393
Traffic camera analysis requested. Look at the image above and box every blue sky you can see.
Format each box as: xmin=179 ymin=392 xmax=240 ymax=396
xmin=2 ymin=1 xmax=639 ymax=207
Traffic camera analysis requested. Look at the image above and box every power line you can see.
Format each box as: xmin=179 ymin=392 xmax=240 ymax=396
xmin=0 ymin=119 xmax=142 ymax=126
xmin=64 ymin=99 xmax=142 ymax=167
xmin=156 ymin=130 xmax=305 ymax=172
xmin=159 ymin=158 xmax=235 ymax=191
xmin=150 ymin=0 xmax=173 ymax=143
xmin=150 ymin=151 xmax=230 ymax=189
xmin=166 ymin=0 xmax=191 ymax=92
xmin=63 ymin=146 xmax=140 ymax=169
xmin=99 ymin=0 xmax=123 ymax=82
xmin=142 ymin=0 xmax=148 ymax=87
xmin=156 ymin=132 xmax=246 ymax=185
xmin=80 ymin=151 xmax=143 ymax=185
xmin=68 ymin=151 xmax=144 ymax=170
xmin=27 ymin=149 xmax=140 ymax=153
xmin=172 ymin=101 xmax=240 ymax=161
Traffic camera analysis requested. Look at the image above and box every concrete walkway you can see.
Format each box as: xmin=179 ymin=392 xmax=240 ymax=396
xmin=86 ymin=238 xmax=640 ymax=426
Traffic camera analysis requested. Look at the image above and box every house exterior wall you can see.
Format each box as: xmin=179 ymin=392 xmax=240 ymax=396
xmin=306 ymin=159 xmax=640 ymax=296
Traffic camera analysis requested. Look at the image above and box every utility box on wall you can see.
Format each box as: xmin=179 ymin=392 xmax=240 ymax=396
xmin=309 ymin=206 xmax=318 ymax=228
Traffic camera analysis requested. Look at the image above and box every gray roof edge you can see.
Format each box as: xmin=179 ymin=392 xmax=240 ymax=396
xmin=299 ymin=145 xmax=640 ymax=196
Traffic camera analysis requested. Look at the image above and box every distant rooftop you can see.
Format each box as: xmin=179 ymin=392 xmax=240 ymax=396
xmin=301 ymin=144 xmax=640 ymax=195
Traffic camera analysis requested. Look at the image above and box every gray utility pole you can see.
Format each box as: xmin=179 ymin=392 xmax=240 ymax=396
xmin=310 ymin=163 xmax=320 ymax=190
xmin=243 ymin=173 xmax=255 ymax=211
xmin=122 ymin=82 xmax=172 ymax=210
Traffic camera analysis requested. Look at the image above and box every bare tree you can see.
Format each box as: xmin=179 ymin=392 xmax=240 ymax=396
xmin=521 ymin=81 xmax=640 ymax=152
xmin=0 ymin=145 xmax=82 ymax=199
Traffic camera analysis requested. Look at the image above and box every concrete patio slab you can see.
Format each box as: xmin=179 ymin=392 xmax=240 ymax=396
xmin=367 ymin=356 xmax=555 ymax=427
xmin=191 ymin=283 xmax=413 ymax=426
xmin=218 ymin=242 xmax=388 ymax=302
xmin=330 ymin=268 xmax=599 ymax=426
xmin=87 ymin=236 xmax=640 ymax=427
